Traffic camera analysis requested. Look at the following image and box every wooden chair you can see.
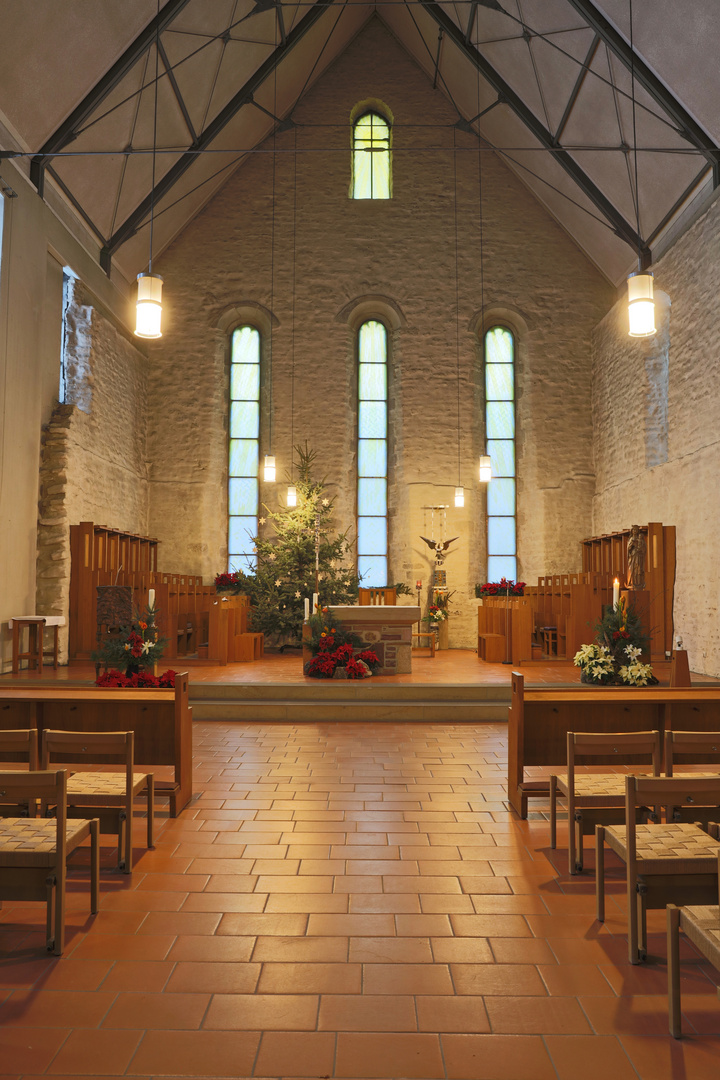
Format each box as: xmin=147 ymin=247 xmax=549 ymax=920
xmin=0 ymin=769 xmax=99 ymax=955
xmin=41 ymin=730 xmax=154 ymax=874
xmin=0 ymin=730 xmax=39 ymax=818
xmin=664 ymin=730 xmax=720 ymax=827
xmin=549 ymin=730 xmax=662 ymax=875
xmin=667 ymin=853 xmax=720 ymax=1037
xmin=411 ymin=631 xmax=435 ymax=657
xmin=596 ymin=775 xmax=720 ymax=963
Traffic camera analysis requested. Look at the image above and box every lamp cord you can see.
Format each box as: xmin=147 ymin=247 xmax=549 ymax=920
xmin=149 ymin=0 xmax=159 ymax=274
xmin=629 ymin=0 xmax=641 ymax=270
xmin=290 ymin=124 xmax=297 ymax=481
xmin=453 ymin=127 xmax=461 ymax=489
xmin=268 ymin=11 xmax=278 ymax=458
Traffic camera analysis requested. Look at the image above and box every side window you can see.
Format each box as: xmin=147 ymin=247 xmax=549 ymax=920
xmin=352 ymin=112 xmax=391 ymax=200
xmin=228 ymin=325 xmax=260 ymax=573
xmin=485 ymin=326 xmax=517 ymax=581
xmin=357 ymin=320 xmax=388 ymax=586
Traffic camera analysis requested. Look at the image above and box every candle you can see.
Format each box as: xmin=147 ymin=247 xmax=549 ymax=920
xmin=416 ymin=580 xmax=422 ymax=590
xmin=304 ymin=597 xmax=310 ymax=620
xmin=313 ymin=592 xmax=318 ymax=614
xmin=148 ymin=588 xmax=155 ymax=609
xmin=613 ymin=578 xmax=620 ymax=607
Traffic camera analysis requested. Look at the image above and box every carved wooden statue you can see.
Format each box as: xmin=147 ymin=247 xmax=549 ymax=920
xmin=626 ymin=525 xmax=646 ymax=590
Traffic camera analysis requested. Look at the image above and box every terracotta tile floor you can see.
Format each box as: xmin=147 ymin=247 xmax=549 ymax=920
xmin=1 ymin=719 xmax=719 ymax=1079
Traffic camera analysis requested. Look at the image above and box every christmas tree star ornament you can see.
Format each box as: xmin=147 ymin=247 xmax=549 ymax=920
xmin=275 ymin=579 xmax=282 ymax=587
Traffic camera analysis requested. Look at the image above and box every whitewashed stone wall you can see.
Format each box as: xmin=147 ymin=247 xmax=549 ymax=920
xmin=592 ymin=193 xmax=720 ymax=676
xmin=36 ymin=284 xmax=149 ymax=660
xmin=146 ymin=17 xmax=613 ymax=647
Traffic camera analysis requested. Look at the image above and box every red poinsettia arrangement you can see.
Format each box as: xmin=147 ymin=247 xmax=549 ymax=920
xmin=476 ymin=577 xmax=526 ymax=597
xmin=96 ymin=669 xmax=177 ymax=688
xmin=305 ymin=646 xmax=380 ymax=680
xmin=215 ymin=571 xmax=241 ymax=588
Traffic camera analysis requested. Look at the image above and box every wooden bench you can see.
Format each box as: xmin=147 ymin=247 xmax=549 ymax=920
xmin=477 ymin=632 xmax=506 ymax=663
xmin=0 ymin=672 xmax=192 ymax=816
xmin=508 ymin=671 xmax=720 ymax=818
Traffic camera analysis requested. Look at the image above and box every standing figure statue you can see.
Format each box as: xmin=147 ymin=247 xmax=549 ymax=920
xmin=626 ymin=525 xmax=647 ymax=591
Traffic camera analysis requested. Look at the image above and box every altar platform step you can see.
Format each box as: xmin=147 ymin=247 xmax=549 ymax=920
xmin=189 ymin=681 xmax=511 ymax=723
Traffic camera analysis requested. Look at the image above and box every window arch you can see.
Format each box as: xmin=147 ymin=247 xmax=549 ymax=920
xmin=352 ymin=112 xmax=391 ymax=200
xmin=485 ymin=325 xmax=516 ymax=581
xmin=228 ymin=325 xmax=260 ymax=573
xmin=357 ymin=319 xmax=388 ymax=586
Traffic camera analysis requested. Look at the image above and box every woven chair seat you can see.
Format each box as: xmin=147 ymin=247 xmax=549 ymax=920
xmin=0 ymin=816 xmax=93 ymax=867
xmin=556 ymin=772 xmax=640 ymax=801
xmin=66 ymin=772 xmax=151 ymax=799
xmin=679 ymin=905 xmax=720 ymax=970
xmin=605 ymin=822 xmax=720 ymax=874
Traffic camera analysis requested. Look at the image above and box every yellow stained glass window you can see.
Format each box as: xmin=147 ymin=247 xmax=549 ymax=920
xmin=352 ymin=112 xmax=391 ymax=200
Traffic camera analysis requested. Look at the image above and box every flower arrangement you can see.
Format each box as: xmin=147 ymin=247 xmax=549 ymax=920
xmin=92 ymin=605 xmax=168 ymax=677
xmin=573 ymin=599 xmax=657 ymax=686
xmin=423 ymin=604 xmax=449 ymax=624
xmin=476 ymin=578 xmax=526 ymax=597
xmin=303 ymin=606 xmax=380 ymax=679
xmin=214 ymin=570 xmax=252 ymax=595
xmin=96 ymin=669 xmax=177 ymax=688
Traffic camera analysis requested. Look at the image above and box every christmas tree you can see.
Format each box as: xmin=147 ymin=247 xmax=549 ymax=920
xmin=231 ymin=444 xmax=360 ymax=647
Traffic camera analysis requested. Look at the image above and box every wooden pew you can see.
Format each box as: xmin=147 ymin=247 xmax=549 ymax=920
xmin=0 ymin=673 xmax=192 ymax=816
xmin=477 ymin=599 xmax=534 ymax=664
xmin=508 ymin=671 xmax=720 ymax=818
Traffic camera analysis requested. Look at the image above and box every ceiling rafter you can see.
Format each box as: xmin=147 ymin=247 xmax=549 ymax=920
xmin=418 ymin=0 xmax=645 ymax=255
xmin=554 ymin=33 xmax=600 ymax=143
xmin=100 ymin=0 xmax=332 ymax=273
xmin=29 ymin=0 xmax=193 ymax=197
xmin=564 ymin=0 xmax=720 ymax=184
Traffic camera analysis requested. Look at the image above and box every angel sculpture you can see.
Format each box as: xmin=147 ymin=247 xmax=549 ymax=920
xmin=420 ymin=535 xmax=458 ymax=564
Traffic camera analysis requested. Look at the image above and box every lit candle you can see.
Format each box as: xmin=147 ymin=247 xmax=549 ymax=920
xmin=313 ymin=592 xmax=318 ymax=613
xmin=613 ymin=578 xmax=620 ymax=607
xmin=304 ymin=597 xmax=310 ymax=621
xmin=148 ymin=588 xmax=155 ymax=609
xmin=416 ymin=580 xmax=422 ymax=590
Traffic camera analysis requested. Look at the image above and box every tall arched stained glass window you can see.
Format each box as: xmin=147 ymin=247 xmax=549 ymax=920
xmin=352 ymin=112 xmax=391 ymax=200
xmin=485 ymin=326 xmax=516 ymax=581
xmin=228 ymin=325 xmax=260 ymax=573
xmin=357 ymin=320 xmax=388 ymax=586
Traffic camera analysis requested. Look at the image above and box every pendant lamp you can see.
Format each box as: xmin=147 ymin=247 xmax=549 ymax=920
xmin=454 ymin=487 xmax=464 ymax=508
xmin=135 ymin=5 xmax=163 ymax=339
xmin=263 ymin=455 xmax=276 ymax=482
xmin=287 ymin=485 xmax=297 ymax=507
xmin=479 ymin=455 xmax=492 ymax=483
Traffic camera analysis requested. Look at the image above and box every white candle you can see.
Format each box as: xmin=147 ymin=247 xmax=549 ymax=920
xmin=313 ymin=592 xmax=318 ymax=614
xmin=613 ymin=579 xmax=620 ymax=607
xmin=148 ymin=588 xmax=155 ymax=608
xmin=304 ymin=597 xmax=310 ymax=620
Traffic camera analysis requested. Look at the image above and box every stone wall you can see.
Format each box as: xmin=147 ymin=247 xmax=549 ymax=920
xmin=141 ymin=16 xmax=613 ymax=647
xmin=592 ymin=193 xmax=720 ymax=677
xmin=35 ymin=283 xmax=149 ymax=661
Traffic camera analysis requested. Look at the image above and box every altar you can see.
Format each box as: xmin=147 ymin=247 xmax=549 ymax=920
xmin=328 ymin=605 xmax=421 ymax=674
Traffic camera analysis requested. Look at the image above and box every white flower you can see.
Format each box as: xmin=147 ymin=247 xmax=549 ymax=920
xmin=625 ymin=644 xmax=642 ymax=661
xmin=142 ymin=642 xmax=152 ymax=654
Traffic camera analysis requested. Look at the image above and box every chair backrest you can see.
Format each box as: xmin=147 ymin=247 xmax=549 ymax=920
xmin=665 ymin=730 xmax=720 ymax=776
xmin=0 ymin=769 xmax=67 ymax=865
xmin=41 ymin=730 xmax=134 ymax=793
xmin=567 ymin=730 xmax=662 ymax=781
xmin=0 ymin=728 xmax=39 ymax=769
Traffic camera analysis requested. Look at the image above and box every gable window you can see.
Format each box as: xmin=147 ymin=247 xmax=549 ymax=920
xmin=352 ymin=112 xmax=391 ymax=200
xmin=357 ymin=319 xmax=388 ymax=586
xmin=228 ymin=325 xmax=260 ymax=573
xmin=485 ymin=326 xmax=517 ymax=581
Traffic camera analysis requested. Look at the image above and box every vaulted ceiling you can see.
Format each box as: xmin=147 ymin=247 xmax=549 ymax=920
xmin=1 ymin=0 xmax=717 ymax=285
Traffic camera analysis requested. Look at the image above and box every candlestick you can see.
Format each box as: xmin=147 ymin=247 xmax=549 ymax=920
xmin=148 ymin=588 xmax=155 ymax=609
xmin=304 ymin=597 xmax=310 ymax=621
xmin=613 ymin=578 xmax=620 ymax=607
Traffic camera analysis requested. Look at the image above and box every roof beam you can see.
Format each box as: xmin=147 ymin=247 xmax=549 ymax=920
xmin=418 ymin=0 xmax=645 ymax=254
xmin=30 ymin=0 xmax=193 ymax=196
xmin=102 ymin=0 xmax=331 ymax=265
xmin=564 ymin=0 xmax=720 ymax=184
xmin=554 ymin=33 xmax=599 ymax=143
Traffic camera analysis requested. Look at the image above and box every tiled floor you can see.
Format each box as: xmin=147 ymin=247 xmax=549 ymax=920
xmin=1 ymin=720 xmax=719 ymax=1079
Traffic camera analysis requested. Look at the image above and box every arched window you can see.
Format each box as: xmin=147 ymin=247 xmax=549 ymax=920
xmin=352 ymin=112 xmax=391 ymax=200
xmin=228 ymin=325 xmax=260 ymax=573
xmin=485 ymin=326 xmax=516 ymax=581
xmin=357 ymin=320 xmax=388 ymax=586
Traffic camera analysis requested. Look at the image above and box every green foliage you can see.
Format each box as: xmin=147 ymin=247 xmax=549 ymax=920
xmin=244 ymin=444 xmax=360 ymax=647
xmin=305 ymin=606 xmax=363 ymax=656
xmin=394 ymin=581 xmax=413 ymax=597
xmin=594 ymin=599 xmax=649 ymax=667
xmin=91 ymin=605 xmax=168 ymax=675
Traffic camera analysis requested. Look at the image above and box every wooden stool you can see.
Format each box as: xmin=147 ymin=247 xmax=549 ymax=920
xmin=541 ymin=626 xmax=557 ymax=656
xmin=233 ymin=632 xmax=264 ymax=662
xmin=411 ymin=632 xmax=435 ymax=657
xmin=478 ymin=633 xmax=506 ymax=663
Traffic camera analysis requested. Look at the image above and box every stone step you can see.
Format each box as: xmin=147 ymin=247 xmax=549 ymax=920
xmin=189 ymin=682 xmax=511 ymax=704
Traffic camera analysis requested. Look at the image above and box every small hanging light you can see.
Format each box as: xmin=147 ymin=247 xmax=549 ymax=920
xmin=135 ymin=273 xmax=163 ymax=339
xmin=479 ymin=455 xmax=492 ymax=483
xmin=454 ymin=487 xmax=464 ymax=508
xmin=263 ymin=455 xmax=276 ymax=482
xmin=287 ymin=485 xmax=297 ymax=507
xmin=627 ymin=271 xmax=656 ymax=338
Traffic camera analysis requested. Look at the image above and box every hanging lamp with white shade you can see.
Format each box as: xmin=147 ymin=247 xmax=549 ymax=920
xmin=263 ymin=455 xmax=276 ymax=482
xmin=625 ymin=0 xmax=656 ymax=339
xmin=135 ymin=3 xmax=163 ymax=340
xmin=479 ymin=455 xmax=492 ymax=483
xmin=287 ymin=485 xmax=297 ymax=507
